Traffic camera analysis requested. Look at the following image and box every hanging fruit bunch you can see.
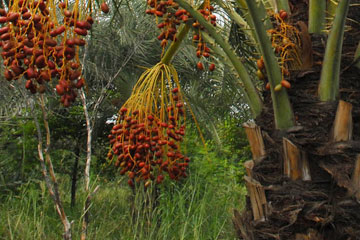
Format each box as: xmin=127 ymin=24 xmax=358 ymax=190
xmin=257 ymin=9 xmax=300 ymax=91
xmin=268 ymin=9 xmax=302 ymax=72
xmin=0 ymin=0 xmax=110 ymax=107
xmin=192 ymin=0 xmax=216 ymax=71
xmin=146 ymin=0 xmax=184 ymax=49
xmin=107 ymin=63 xmax=190 ymax=188
xmin=145 ymin=0 xmax=216 ymax=71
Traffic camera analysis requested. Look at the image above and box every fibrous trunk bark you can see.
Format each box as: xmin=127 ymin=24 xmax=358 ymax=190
xmin=351 ymin=155 xmax=360 ymax=201
xmin=233 ymin=1 xmax=360 ymax=239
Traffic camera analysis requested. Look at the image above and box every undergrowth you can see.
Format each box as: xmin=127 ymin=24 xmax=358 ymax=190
xmin=0 ymin=118 xmax=248 ymax=239
xmin=0 ymin=152 xmax=246 ymax=239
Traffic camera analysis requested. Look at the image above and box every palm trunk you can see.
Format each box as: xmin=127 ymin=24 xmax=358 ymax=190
xmin=233 ymin=1 xmax=360 ymax=239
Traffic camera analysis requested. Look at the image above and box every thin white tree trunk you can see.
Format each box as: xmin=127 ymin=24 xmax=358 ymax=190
xmin=77 ymin=32 xmax=138 ymax=240
xmin=80 ymin=89 xmax=93 ymax=240
xmin=32 ymin=96 xmax=72 ymax=240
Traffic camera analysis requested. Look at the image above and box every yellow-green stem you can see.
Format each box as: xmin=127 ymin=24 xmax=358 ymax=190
xmin=308 ymin=0 xmax=326 ymax=34
xmin=318 ymin=0 xmax=350 ymax=101
xmin=161 ymin=24 xmax=191 ymax=65
xmin=327 ymin=0 xmax=338 ymax=23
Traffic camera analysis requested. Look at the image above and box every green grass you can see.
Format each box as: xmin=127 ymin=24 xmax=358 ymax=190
xmin=0 ymin=153 xmax=246 ymax=240
xmin=0 ymin=180 xmax=62 ymax=240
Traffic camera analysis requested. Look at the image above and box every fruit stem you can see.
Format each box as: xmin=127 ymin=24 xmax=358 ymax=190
xmin=161 ymin=24 xmax=191 ymax=65
xmin=318 ymin=0 xmax=350 ymax=101
xmin=174 ymin=0 xmax=263 ymax=118
xmin=308 ymin=0 xmax=326 ymax=34
xmin=244 ymin=0 xmax=294 ymax=130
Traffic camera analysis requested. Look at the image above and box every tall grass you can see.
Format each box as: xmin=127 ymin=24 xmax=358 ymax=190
xmin=0 ymin=180 xmax=63 ymax=240
xmin=1 ymin=150 xmax=246 ymax=240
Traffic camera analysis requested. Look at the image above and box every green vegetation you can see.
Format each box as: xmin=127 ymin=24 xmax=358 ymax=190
xmin=0 ymin=120 xmax=248 ymax=240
